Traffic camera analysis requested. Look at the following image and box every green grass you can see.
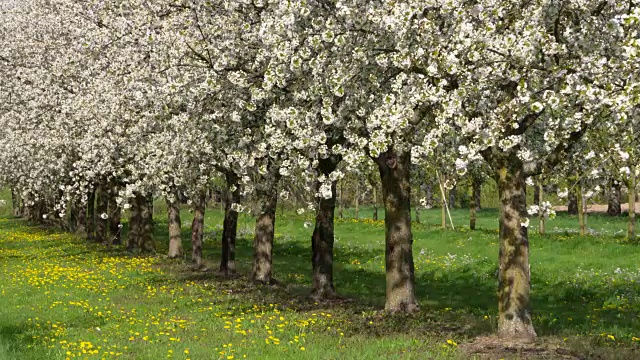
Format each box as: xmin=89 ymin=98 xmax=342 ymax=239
xmin=1 ymin=201 xmax=640 ymax=359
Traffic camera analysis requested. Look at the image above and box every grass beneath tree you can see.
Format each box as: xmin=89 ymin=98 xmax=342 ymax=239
xmin=1 ymin=205 xmax=639 ymax=359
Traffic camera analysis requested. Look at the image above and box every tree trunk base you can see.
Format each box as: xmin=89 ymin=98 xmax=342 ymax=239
xmin=252 ymin=277 xmax=280 ymax=286
xmin=385 ymin=302 xmax=420 ymax=314
xmin=498 ymin=319 xmax=537 ymax=344
xmin=309 ymin=286 xmax=337 ymax=301
xmin=217 ymin=268 xmax=238 ymax=278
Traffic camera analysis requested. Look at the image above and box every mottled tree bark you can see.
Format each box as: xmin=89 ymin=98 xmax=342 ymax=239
xmin=311 ymin=156 xmax=339 ymax=299
xmin=191 ymin=192 xmax=206 ymax=268
xmin=473 ymin=177 xmax=482 ymax=210
xmin=375 ymin=148 xmax=418 ymax=313
xmin=629 ymin=170 xmax=637 ymax=242
xmin=220 ymin=172 xmax=240 ymax=276
xmin=167 ymin=198 xmax=183 ymax=259
xmin=76 ymin=199 xmax=87 ymax=234
xmin=127 ymin=193 xmax=155 ymax=252
xmin=127 ymin=196 xmax=141 ymax=251
xmin=567 ymin=191 xmax=578 ymax=215
xmin=31 ymin=199 xmax=44 ymax=224
xmin=372 ymin=187 xmax=378 ymax=221
xmin=495 ymin=161 xmax=536 ymax=342
xmin=426 ymin=182 xmax=434 ymax=208
xmin=108 ymin=187 xmax=122 ymax=245
xmin=86 ymin=188 xmax=96 ymax=241
xmin=470 ymin=183 xmax=477 ymax=231
xmin=252 ymin=186 xmax=278 ymax=284
xmin=22 ymin=193 xmax=32 ymax=221
xmin=577 ymin=184 xmax=587 ymax=236
xmin=68 ymin=201 xmax=78 ymax=232
xmin=354 ymin=181 xmax=360 ymax=220
xmin=533 ymin=182 xmax=540 ymax=206
xmin=607 ymin=180 xmax=622 ymax=216
xmin=95 ymin=184 xmax=108 ymax=244
xmin=139 ymin=195 xmax=155 ymax=252
xmin=11 ymin=188 xmax=21 ymax=217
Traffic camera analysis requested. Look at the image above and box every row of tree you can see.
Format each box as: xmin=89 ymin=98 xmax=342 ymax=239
xmin=1 ymin=0 xmax=639 ymax=343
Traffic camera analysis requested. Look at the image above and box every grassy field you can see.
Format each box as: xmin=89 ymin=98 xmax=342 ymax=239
xmin=1 ymin=200 xmax=640 ymax=359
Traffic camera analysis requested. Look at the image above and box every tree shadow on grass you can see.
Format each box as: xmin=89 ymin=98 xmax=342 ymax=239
xmin=8 ymin=215 xmax=637 ymax=356
xmin=138 ymin=219 xmax=640 ymax=344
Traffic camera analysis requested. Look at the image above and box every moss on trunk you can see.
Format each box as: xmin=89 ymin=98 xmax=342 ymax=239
xmin=167 ymin=198 xmax=183 ymax=259
xmin=76 ymin=199 xmax=87 ymax=234
xmin=191 ymin=192 xmax=206 ymax=268
xmin=11 ymin=188 xmax=21 ymax=217
xmin=607 ymin=180 xmax=622 ymax=216
xmin=252 ymin=187 xmax=278 ymax=284
xmin=86 ymin=189 xmax=96 ymax=242
xmin=95 ymin=184 xmax=108 ymax=244
xmin=310 ymin=156 xmax=340 ymax=299
xmin=220 ymin=172 xmax=240 ymax=276
xmin=108 ymin=185 xmax=122 ymax=245
xmin=577 ymin=184 xmax=587 ymax=236
xmin=495 ymin=161 xmax=536 ymax=342
xmin=376 ymin=148 xmax=418 ymax=313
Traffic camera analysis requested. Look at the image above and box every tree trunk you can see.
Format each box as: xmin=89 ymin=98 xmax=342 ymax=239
xmin=577 ymin=184 xmax=587 ymax=236
xmin=108 ymin=187 xmax=122 ymax=245
xmin=76 ymin=199 xmax=87 ymax=234
xmin=470 ymin=182 xmax=477 ymax=231
xmin=473 ymin=177 xmax=482 ymax=210
xmin=167 ymin=198 xmax=183 ymax=259
xmin=567 ymin=191 xmax=578 ymax=215
xmin=252 ymin=185 xmax=278 ymax=284
xmin=87 ymin=188 xmax=96 ymax=241
xmin=191 ymin=191 xmax=206 ymax=268
xmin=95 ymin=184 xmax=109 ymax=244
xmin=426 ymin=182 xmax=434 ymax=208
xmin=533 ymin=182 xmax=540 ymax=206
xmin=355 ymin=181 xmax=359 ymax=220
xmin=220 ymin=172 xmax=240 ymax=276
xmin=629 ymin=169 xmax=637 ymax=242
xmin=68 ymin=201 xmax=78 ymax=232
xmin=375 ymin=148 xmax=418 ymax=313
xmin=495 ymin=162 xmax=536 ymax=342
xmin=127 ymin=193 xmax=154 ymax=252
xmin=607 ymin=180 xmax=622 ymax=216
xmin=448 ymin=186 xmax=456 ymax=209
xmin=11 ymin=188 xmax=21 ymax=217
xmin=139 ymin=195 xmax=155 ymax=252
xmin=372 ymin=187 xmax=378 ymax=221
xmin=538 ymin=181 xmax=545 ymax=235
xmin=311 ymin=156 xmax=340 ymax=299
xmin=127 ymin=196 xmax=141 ymax=251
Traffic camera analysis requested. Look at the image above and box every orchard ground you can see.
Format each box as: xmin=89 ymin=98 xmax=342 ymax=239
xmin=1 ymin=201 xmax=640 ymax=359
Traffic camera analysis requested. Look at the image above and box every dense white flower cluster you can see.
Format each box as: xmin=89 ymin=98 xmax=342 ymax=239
xmin=0 ymin=0 xmax=635 ymax=211
xmin=527 ymin=201 xmax=556 ymax=220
